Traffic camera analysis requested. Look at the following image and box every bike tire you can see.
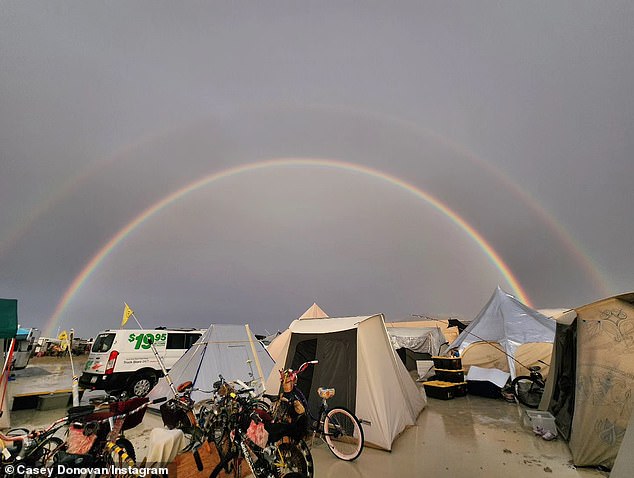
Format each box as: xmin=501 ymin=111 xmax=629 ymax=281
xmin=209 ymin=450 xmax=239 ymax=478
xmin=275 ymin=439 xmax=314 ymax=478
xmin=323 ymin=407 xmax=364 ymax=461
xmin=511 ymin=376 xmax=543 ymax=409
xmin=29 ymin=436 xmax=65 ymax=469
xmin=115 ymin=437 xmax=136 ymax=463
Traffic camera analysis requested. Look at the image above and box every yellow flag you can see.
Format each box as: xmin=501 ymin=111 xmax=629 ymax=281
xmin=122 ymin=303 xmax=134 ymax=327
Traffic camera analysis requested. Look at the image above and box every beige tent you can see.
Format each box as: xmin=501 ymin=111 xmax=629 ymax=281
xmin=542 ymin=293 xmax=634 ymax=468
xmin=265 ymin=314 xmax=427 ymax=451
xmin=298 ymin=302 xmax=329 ymax=320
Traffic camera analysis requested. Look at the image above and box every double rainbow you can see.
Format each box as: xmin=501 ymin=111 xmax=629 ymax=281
xmin=45 ymin=158 xmax=531 ymax=336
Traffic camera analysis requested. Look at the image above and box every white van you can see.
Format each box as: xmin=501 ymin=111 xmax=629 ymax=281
xmin=79 ymin=327 xmax=204 ymax=397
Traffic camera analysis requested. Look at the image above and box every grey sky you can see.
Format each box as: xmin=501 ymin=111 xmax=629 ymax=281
xmin=1 ymin=1 xmax=633 ymax=338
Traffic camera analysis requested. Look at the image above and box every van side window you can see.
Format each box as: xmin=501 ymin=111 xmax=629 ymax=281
xmin=166 ymin=333 xmax=186 ymax=349
xmin=92 ymin=333 xmax=115 ymax=352
xmin=185 ymin=333 xmax=202 ymax=349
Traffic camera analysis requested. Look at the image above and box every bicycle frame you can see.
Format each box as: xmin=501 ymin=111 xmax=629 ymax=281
xmin=0 ymin=416 xmax=68 ymax=463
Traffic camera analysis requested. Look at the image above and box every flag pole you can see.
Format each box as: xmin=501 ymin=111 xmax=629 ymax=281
xmin=125 ymin=304 xmax=178 ymax=398
xmin=68 ymin=329 xmax=79 ymax=406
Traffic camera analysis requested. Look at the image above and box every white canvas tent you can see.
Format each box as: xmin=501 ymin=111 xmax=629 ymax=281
xmin=265 ymin=313 xmax=427 ymax=451
xmin=298 ymin=302 xmax=329 ymax=320
xmin=149 ymin=324 xmax=274 ymax=404
xmin=448 ymin=287 xmax=556 ymax=379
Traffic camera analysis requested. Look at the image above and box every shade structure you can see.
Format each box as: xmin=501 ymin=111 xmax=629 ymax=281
xmin=448 ymin=286 xmax=556 ymax=379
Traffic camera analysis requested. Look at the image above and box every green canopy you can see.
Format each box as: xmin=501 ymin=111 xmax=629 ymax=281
xmin=0 ymin=299 xmax=18 ymax=339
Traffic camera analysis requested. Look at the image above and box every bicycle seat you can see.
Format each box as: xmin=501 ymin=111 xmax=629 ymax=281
xmin=529 ymin=366 xmax=541 ymax=372
xmin=177 ymin=380 xmax=193 ymax=393
xmin=317 ymin=387 xmax=335 ymax=399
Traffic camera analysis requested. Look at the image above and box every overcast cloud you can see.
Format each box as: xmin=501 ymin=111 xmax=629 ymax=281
xmin=1 ymin=1 xmax=633 ymax=338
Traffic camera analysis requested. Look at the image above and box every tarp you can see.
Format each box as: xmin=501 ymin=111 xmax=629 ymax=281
xmin=149 ymin=324 xmax=274 ymax=404
xmin=265 ymin=313 xmax=426 ymax=451
xmin=386 ymin=319 xmax=460 ymax=343
xmin=386 ymin=327 xmax=446 ymax=355
xmin=448 ymin=287 xmax=556 ymax=379
xmin=0 ymin=299 xmax=18 ymax=339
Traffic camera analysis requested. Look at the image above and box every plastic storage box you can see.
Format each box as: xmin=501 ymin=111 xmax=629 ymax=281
xmin=434 ymin=368 xmax=465 ymax=383
xmin=423 ymin=380 xmax=468 ymax=400
xmin=524 ymin=410 xmax=557 ymax=435
xmin=432 ymin=356 xmax=462 ymax=370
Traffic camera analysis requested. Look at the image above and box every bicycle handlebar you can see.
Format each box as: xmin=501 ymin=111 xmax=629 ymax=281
xmin=296 ymin=360 xmax=318 ymax=375
xmin=0 ymin=416 xmax=67 ymax=442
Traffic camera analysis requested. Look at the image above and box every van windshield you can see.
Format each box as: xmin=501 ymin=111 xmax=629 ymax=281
xmin=92 ymin=333 xmax=115 ymax=353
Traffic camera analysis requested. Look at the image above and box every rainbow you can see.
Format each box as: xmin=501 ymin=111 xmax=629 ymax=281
xmin=45 ymin=157 xmax=531 ymax=336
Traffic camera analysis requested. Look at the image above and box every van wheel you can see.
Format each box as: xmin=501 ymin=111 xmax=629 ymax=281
xmin=128 ymin=373 xmax=155 ymax=397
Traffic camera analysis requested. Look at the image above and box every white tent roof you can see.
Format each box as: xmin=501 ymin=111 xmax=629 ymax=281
xmin=149 ymin=324 xmax=274 ymax=404
xmin=448 ymin=286 xmax=556 ymax=378
xmin=298 ymin=302 xmax=329 ymax=320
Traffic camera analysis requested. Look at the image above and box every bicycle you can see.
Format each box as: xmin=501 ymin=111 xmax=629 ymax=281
xmin=160 ymin=376 xmax=311 ymax=478
xmin=509 ymin=366 xmax=545 ymax=409
xmin=270 ymin=361 xmax=364 ymax=462
xmin=208 ymin=388 xmax=311 ymax=478
xmin=52 ymin=397 xmax=150 ymax=476
xmin=0 ymin=414 xmax=70 ymax=476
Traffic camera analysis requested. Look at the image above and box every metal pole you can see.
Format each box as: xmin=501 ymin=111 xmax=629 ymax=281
xmin=130 ymin=313 xmax=178 ymax=398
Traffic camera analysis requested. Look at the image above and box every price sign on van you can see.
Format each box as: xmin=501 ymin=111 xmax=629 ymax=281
xmin=128 ymin=332 xmax=167 ymax=350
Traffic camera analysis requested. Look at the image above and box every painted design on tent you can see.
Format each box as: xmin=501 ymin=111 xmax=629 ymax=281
xmin=584 ymin=309 xmax=634 ymax=348
xmin=595 ymin=418 xmax=627 ymax=446
xmin=576 ymin=368 xmax=633 ymax=417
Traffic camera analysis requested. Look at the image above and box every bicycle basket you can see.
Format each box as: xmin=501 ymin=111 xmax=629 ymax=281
xmin=160 ymin=399 xmax=196 ymax=430
xmin=67 ymin=424 xmax=97 ymax=454
xmin=109 ymin=397 xmax=149 ymax=430
xmin=317 ymin=387 xmax=335 ymax=400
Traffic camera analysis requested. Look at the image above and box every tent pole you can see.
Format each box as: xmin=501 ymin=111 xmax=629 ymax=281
xmin=245 ymin=324 xmax=265 ymax=391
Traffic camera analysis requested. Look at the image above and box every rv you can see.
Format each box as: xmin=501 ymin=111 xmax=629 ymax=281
xmin=13 ymin=327 xmax=41 ymax=369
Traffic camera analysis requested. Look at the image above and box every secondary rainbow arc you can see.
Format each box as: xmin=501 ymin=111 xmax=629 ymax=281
xmin=45 ymin=157 xmax=531 ymax=336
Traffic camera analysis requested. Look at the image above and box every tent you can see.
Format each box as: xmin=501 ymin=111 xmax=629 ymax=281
xmin=264 ymin=313 xmax=427 ymax=451
xmin=298 ymin=302 xmax=329 ymax=320
xmin=541 ymin=293 xmax=634 ymax=469
xmin=384 ymin=323 xmax=448 ymax=371
xmin=149 ymin=324 xmax=274 ymax=404
xmin=447 ymin=287 xmax=556 ymax=379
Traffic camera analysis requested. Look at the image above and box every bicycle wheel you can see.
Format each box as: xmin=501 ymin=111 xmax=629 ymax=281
xmin=29 ymin=436 xmax=65 ymax=469
xmin=512 ymin=376 xmax=543 ymax=409
xmin=274 ymin=439 xmax=314 ymax=478
xmin=323 ymin=407 xmax=364 ymax=461
xmin=114 ymin=437 xmax=136 ymax=464
xmin=209 ymin=450 xmax=240 ymax=478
